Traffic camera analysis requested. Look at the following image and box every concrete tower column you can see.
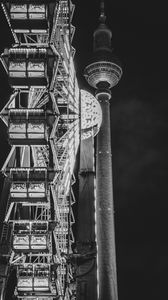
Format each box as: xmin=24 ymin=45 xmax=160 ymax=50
xmin=96 ymin=89 xmax=118 ymax=300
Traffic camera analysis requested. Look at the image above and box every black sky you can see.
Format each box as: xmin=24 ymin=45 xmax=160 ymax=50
xmin=0 ymin=1 xmax=168 ymax=300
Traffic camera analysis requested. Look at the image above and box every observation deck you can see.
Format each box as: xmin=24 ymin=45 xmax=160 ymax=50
xmin=84 ymin=60 xmax=122 ymax=89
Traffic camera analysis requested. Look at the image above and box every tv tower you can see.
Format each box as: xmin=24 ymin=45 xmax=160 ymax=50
xmin=84 ymin=1 xmax=123 ymax=300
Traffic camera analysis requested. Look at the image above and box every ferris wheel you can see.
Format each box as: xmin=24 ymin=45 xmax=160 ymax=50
xmin=0 ymin=1 xmax=102 ymax=300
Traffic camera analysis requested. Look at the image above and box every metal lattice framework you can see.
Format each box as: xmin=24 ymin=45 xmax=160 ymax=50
xmin=0 ymin=1 xmax=79 ymax=300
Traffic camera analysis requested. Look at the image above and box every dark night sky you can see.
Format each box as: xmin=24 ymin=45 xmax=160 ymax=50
xmin=0 ymin=1 xmax=168 ymax=300
xmin=72 ymin=1 xmax=168 ymax=299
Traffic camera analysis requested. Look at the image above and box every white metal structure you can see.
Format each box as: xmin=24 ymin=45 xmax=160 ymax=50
xmin=0 ymin=1 xmax=79 ymax=299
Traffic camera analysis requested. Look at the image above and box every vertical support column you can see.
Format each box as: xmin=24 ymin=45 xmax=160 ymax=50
xmin=77 ymin=136 xmax=97 ymax=300
xmin=96 ymin=91 xmax=118 ymax=300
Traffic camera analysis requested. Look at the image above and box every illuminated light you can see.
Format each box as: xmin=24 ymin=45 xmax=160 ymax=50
xmin=29 ymin=4 xmax=46 ymax=13
xmin=9 ymin=48 xmax=46 ymax=55
xmin=69 ymin=75 xmax=74 ymax=89
xmin=13 ymin=85 xmax=29 ymax=89
xmin=13 ymin=235 xmax=29 ymax=250
xmin=10 ymin=5 xmax=27 ymax=13
xmin=10 ymin=4 xmax=46 ymax=20
xmin=94 ymin=176 xmax=99 ymax=298
xmin=60 ymin=114 xmax=78 ymax=120
xmin=69 ymin=93 xmax=75 ymax=104
xmin=31 ymin=29 xmax=47 ymax=33
xmin=62 ymin=84 xmax=68 ymax=95
xmin=81 ymin=89 xmax=102 ymax=139
xmin=63 ymin=42 xmax=70 ymax=59
xmin=9 ymin=61 xmax=26 ymax=71
xmin=65 ymin=35 xmax=70 ymax=52
xmin=62 ymin=59 xmax=69 ymax=74
xmin=14 ymin=29 xmax=29 ymax=33
xmin=28 ymin=62 xmax=45 ymax=71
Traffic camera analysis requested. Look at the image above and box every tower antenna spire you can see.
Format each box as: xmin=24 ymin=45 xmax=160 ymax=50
xmin=99 ymin=0 xmax=106 ymax=23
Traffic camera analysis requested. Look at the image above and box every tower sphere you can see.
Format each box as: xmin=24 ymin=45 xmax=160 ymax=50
xmin=84 ymin=60 xmax=122 ymax=89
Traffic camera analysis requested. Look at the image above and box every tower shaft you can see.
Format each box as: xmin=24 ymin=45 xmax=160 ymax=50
xmin=96 ymin=92 xmax=118 ymax=300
